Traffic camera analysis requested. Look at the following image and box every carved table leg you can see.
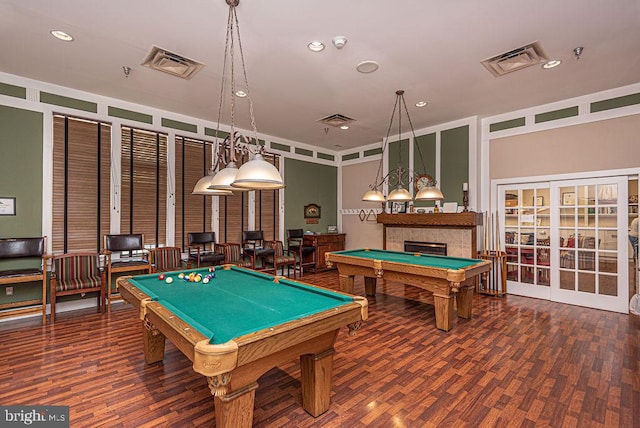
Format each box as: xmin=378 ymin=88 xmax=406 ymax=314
xmin=456 ymin=285 xmax=475 ymax=319
xmin=338 ymin=274 xmax=355 ymax=294
xmin=214 ymin=382 xmax=258 ymax=428
xmin=432 ymin=293 xmax=454 ymax=332
xmin=364 ymin=277 xmax=377 ymax=296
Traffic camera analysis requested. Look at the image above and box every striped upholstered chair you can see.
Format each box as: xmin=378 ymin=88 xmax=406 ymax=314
xmin=222 ymin=243 xmax=252 ymax=268
xmin=264 ymin=240 xmax=297 ymax=278
xmin=50 ymin=252 xmax=105 ymax=323
xmin=149 ymin=247 xmax=185 ymax=273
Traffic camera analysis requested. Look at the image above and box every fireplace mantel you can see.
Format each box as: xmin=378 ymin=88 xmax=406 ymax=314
xmin=377 ymin=212 xmax=484 ymax=258
xmin=377 ymin=212 xmax=483 ymax=228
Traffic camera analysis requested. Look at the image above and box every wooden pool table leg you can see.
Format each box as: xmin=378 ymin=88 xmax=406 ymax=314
xmin=142 ymin=319 xmax=166 ymax=364
xmin=364 ymin=277 xmax=377 ymax=296
xmin=214 ymin=382 xmax=258 ymax=428
xmin=456 ymin=285 xmax=475 ymax=319
xmin=432 ymin=293 xmax=454 ymax=331
xmin=300 ymin=348 xmax=336 ymax=417
xmin=339 ymin=274 xmax=355 ymax=294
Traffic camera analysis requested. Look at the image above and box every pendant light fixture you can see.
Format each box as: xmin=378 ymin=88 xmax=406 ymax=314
xmin=362 ymin=90 xmax=443 ymax=203
xmin=202 ymin=0 xmax=285 ymax=192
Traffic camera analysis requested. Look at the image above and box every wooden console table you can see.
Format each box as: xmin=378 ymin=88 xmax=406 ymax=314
xmin=303 ymin=233 xmax=346 ymax=271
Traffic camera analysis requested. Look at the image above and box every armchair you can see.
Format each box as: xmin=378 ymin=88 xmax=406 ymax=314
xmin=49 ymin=252 xmax=104 ymax=323
xmin=0 ymin=236 xmax=48 ymax=324
xmin=103 ymin=234 xmax=151 ymax=311
xmin=286 ymin=229 xmax=317 ymax=275
xmin=187 ymin=232 xmax=225 ymax=268
xmin=242 ymin=230 xmax=274 ymax=270
xmin=222 ymin=243 xmax=252 ymax=268
xmin=149 ymin=247 xmax=185 ymax=273
xmin=264 ymin=240 xmax=297 ymax=278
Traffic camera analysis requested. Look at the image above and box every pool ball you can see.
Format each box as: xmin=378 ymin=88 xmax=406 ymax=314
xmin=158 ymin=274 xmax=165 ymax=280
xmin=178 ymin=272 xmax=185 ymax=279
xmin=208 ymin=266 xmax=215 ymax=272
xmin=165 ymin=277 xmax=173 ymax=284
xmin=202 ymin=277 xmax=209 ymax=284
xmin=195 ymin=275 xmax=202 ymax=283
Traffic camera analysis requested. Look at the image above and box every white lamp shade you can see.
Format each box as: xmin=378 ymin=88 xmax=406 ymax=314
xmin=231 ymin=153 xmax=285 ymax=190
xmin=415 ymin=186 xmax=444 ymax=201
xmin=387 ymin=185 xmax=413 ymax=202
xmin=208 ymin=162 xmax=247 ymax=191
xmin=362 ymin=189 xmax=386 ymax=202
xmin=192 ymin=174 xmax=233 ymax=196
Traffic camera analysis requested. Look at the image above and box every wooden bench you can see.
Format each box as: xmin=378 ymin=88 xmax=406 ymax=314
xmin=0 ymin=237 xmax=48 ymax=324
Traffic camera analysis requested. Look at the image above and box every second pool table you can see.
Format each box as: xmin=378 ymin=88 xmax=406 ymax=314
xmin=325 ymin=248 xmax=491 ymax=331
xmin=118 ymin=265 xmax=367 ymax=428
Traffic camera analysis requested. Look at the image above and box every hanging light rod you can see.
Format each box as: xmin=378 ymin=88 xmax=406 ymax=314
xmin=193 ymin=0 xmax=285 ymax=195
xmin=362 ymin=90 xmax=443 ymax=203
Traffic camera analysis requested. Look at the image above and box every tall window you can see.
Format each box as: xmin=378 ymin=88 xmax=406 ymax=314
xmin=52 ymin=115 xmax=111 ymax=253
xmin=120 ymin=127 xmax=167 ymax=247
xmin=175 ymin=136 xmax=214 ymax=250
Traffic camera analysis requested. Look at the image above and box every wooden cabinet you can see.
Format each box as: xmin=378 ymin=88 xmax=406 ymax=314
xmin=303 ymin=233 xmax=346 ymax=271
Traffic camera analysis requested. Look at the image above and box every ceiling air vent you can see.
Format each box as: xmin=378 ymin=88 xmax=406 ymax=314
xmin=318 ymin=113 xmax=356 ymax=127
xmin=481 ymin=41 xmax=549 ymax=77
xmin=141 ymin=46 xmax=205 ymax=80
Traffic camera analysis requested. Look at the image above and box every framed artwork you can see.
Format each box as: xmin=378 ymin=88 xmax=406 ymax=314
xmin=535 ymin=196 xmax=544 ymax=206
xmin=562 ymin=192 xmax=575 ymax=206
xmin=304 ymin=203 xmax=321 ymax=219
xmin=392 ymin=202 xmax=406 ymax=214
xmin=0 ymin=197 xmax=16 ymax=216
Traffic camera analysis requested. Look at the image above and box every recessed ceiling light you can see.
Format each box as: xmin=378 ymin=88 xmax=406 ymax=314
xmin=340 ymin=125 xmax=349 ymax=130
xmin=415 ymin=101 xmax=428 ymax=108
xmin=356 ymin=60 xmax=379 ymax=73
xmin=50 ymin=30 xmax=74 ymax=41
xmin=542 ymin=60 xmax=562 ymax=69
xmin=308 ymin=41 xmax=325 ymax=52
xmin=234 ymin=90 xmax=247 ymax=97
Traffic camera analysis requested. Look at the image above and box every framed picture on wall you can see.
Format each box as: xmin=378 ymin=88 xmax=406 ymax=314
xmin=535 ymin=196 xmax=544 ymax=206
xmin=392 ymin=202 xmax=406 ymax=214
xmin=562 ymin=192 xmax=575 ymax=206
xmin=0 ymin=197 xmax=16 ymax=216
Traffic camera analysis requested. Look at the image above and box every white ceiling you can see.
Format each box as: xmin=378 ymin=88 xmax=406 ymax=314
xmin=1 ymin=0 xmax=639 ymax=151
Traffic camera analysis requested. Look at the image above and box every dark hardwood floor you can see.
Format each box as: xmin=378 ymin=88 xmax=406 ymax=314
xmin=1 ymin=270 xmax=638 ymax=427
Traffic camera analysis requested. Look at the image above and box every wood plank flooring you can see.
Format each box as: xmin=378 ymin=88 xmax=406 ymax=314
xmin=0 ymin=270 xmax=638 ymax=427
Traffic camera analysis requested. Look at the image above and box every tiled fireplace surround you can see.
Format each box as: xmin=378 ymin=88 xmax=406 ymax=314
xmin=376 ymin=213 xmax=483 ymax=259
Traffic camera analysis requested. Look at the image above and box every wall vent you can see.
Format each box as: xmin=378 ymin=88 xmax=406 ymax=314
xmin=481 ymin=41 xmax=548 ymax=77
xmin=318 ymin=113 xmax=356 ymax=127
xmin=141 ymin=46 xmax=205 ymax=80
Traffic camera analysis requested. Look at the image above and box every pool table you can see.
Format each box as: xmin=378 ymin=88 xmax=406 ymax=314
xmin=117 ymin=265 xmax=367 ymax=428
xmin=325 ymin=248 xmax=491 ymax=332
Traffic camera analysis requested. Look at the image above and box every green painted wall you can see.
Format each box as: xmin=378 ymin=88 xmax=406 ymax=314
xmin=284 ymin=158 xmax=337 ymax=233
xmin=441 ymin=125 xmax=469 ymax=206
xmin=0 ymin=105 xmax=44 ymax=306
xmin=388 ymin=138 xmax=409 ymax=188
xmin=413 ymin=133 xmax=437 ymax=207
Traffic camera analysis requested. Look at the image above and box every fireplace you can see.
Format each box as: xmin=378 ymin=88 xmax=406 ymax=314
xmin=404 ymin=240 xmax=447 ymax=256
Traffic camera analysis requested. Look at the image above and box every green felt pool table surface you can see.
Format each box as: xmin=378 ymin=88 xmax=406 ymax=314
xmin=331 ymin=248 xmax=482 ymax=269
xmin=124 ymin=266 xmax=355 ymax=344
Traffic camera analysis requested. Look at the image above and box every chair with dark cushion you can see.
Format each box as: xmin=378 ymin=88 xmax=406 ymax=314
xmin=149 ymin=247 xmax=185 ymax=273
xmin=222 ymin=243 xmax=252 ymax=268
xmin=286 ymin=229 xmax=317 ymax=275
xmin=0 ymin=237 xmax=48 ymax=324
xmin=264 ymin=240 xmax=297 ymax=278
xmin=50 ymin=252 xmax=105 ymax=323
xmin=102 ymin=233 xmax=151 ymax=311
xmin=187 ymin=232 xmax=225 ymax=268
xmin=242 ymin=230 xmax=274 ymax=270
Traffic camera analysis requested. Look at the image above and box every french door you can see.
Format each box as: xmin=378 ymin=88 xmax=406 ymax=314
xmin=500 ymin=176 xmax=629 ymax=313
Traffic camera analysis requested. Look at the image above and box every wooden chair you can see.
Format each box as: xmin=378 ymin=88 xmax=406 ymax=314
xmin=0 ymin=237 xmax=48 ymax=324
xmin=264 ymin=240 xmax=297 ymax=278
xmin=222 ymin=243 xmax=252 ymax=268
xmin=187 ymin=232 xmax=225 ymax=268
xmin=286 ymin=229 xmax=317 ymax=275
xmin=149 ymin=247 xmax=184 ymax=273
xmin=102 ymin=234 xmax=151 ymax=311
xmin=242 ymin=230 xmax=274 ymax=270
xmin=50 ymin=252 xmax=105 ymax=323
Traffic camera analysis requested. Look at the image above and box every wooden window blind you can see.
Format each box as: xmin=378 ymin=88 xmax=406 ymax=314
xmin=52 ymin=115 xmax=111 ymax=253
xmin=120 ymin=127 xmax=167 ymax=247
xmin=175 ymin=136 xmax=214 ymax=250
xmin=256 ymin=152 xmax=280 ymax=240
